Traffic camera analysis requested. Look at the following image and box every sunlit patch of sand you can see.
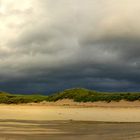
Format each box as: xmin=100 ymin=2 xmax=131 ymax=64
xmin=0 ymin=102 xmax=139 ymax=122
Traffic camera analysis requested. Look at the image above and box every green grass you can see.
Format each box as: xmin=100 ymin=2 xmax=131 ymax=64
xmin=47 ymin=88 xmax=140 ymax=103
xmin=0 ymin=92 xmax=48 ymax=104
xmin=0 ymin=88 xmax=140 ymax=104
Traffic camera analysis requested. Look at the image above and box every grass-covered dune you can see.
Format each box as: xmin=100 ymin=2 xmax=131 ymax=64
xmin=1 ymin=88 xmax=140 ymax=104
xmin=47 ymin=88 xmax=140 ymax=103
xmin=0 ymin=92 xmax=48 ymax=104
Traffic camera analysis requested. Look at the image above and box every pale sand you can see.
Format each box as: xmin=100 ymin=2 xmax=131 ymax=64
xmin=38 ymin=99 xmax=140 ymax=107
xmin=0 ymin=100 xmax=139 ymax=122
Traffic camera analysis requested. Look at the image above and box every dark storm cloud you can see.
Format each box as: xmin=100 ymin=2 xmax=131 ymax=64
xmin=0 ymin=0 xmax=140 ymax=93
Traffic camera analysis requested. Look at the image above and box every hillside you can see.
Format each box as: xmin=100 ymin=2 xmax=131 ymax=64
xmin=47 ymin=88 xmax=140 ymax=102
xmin=0 ymin=88 xmax=140 ymax=104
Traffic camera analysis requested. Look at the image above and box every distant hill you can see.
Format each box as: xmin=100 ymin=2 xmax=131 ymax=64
xmin=0 ymin=88 xmax=140 ymax=104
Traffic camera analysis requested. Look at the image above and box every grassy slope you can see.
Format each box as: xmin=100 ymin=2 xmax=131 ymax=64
xmin=0 ymin=92 xmax=48 ymax=104
xmin=0 ymin=88 xmax=140 ymax=104
xmin=47 ymin=88 xmax=140 ymax=102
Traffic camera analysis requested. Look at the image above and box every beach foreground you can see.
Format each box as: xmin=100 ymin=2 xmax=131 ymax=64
xmin=0 ymin=102 xmax=140 ymax=139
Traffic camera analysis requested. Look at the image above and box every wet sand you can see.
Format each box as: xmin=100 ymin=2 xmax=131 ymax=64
xmin=0 ymin=120 xmax=140 ymax=140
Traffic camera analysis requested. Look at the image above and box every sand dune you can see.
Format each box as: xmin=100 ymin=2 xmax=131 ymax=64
xmin=37 ymin=99 xmax=140 ymax=108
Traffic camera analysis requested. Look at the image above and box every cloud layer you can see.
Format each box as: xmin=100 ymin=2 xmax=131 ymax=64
xmin=0 ymin=0 xmax=140 ymax=93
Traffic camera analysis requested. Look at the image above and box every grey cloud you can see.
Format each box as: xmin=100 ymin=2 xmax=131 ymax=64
xmin=0 ymin=0 xmax=140 ymax=93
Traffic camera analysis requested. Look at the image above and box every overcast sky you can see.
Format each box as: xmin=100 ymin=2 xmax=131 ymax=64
xmin=0 ymin=0 xmax=140 ymax=94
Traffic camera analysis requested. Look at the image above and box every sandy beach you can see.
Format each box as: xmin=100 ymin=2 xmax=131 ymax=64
xmin=0 ymin=100 xmax=139 ymax=122
xmin=1 ymin=120 xmax=140 ymax=140
xmin=0 ymin=101 xmax=140 ymax=139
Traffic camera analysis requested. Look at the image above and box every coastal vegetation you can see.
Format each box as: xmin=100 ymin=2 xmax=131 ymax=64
xmin=0 ymin=88 xmax=140 ymax=104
